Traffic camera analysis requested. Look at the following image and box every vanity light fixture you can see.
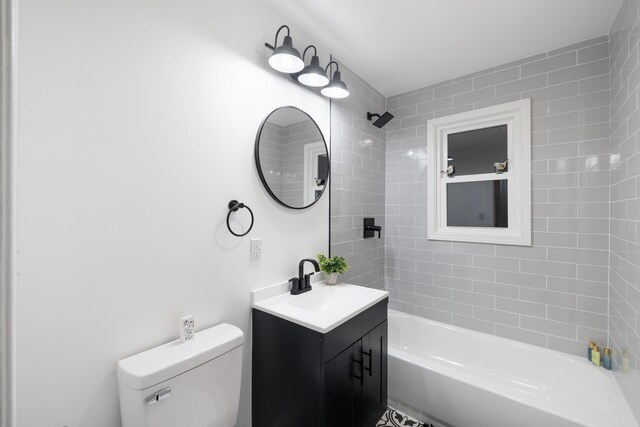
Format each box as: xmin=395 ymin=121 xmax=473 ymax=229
xmin=266 ymin=25 xmax=304 ymax=73
xmin=320 ymin=61 xmax=349 ymax=99
xmin=297 ymin=45 xmax=329 ymax=87
xmin=264 ymin=26 xmax=350 ymax=98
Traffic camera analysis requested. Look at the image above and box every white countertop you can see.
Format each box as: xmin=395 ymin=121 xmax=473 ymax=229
xmin=251 ymin=281 xmax=388 ymax=333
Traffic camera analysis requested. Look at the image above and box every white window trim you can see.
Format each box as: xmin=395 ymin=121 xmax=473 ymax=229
xmin=427 ymin=99 xmax=531 ymax=246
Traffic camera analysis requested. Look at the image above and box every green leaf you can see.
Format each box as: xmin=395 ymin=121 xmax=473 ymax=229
xmin=316 ymin=253 xmax=350 ymax=274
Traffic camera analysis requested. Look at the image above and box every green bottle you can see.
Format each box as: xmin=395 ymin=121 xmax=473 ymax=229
xmin=592 ymin=345 xmax=601 ymax=367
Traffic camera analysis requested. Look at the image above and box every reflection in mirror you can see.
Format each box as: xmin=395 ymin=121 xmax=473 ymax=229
xmin=447 ymin=180 xmax=508 ymax=227
xmin=255 ymin=107 xmax=329 ymax=209
xmin=447 ymin=125 xmax=508 ymax=176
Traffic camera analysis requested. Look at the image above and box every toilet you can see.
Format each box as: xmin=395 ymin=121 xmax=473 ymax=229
xmin=117 ymin=323 xmax=244 ymax=427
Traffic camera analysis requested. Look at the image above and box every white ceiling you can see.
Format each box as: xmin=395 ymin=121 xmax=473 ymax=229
xmin=265 ymin=0 xmax=623 ymax=96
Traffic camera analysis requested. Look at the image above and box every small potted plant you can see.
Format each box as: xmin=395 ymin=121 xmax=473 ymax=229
xmin=317 ymin=254 xmax=350 ymax=285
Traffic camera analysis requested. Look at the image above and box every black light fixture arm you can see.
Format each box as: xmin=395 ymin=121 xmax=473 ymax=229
xmin=265 ymin=25 xmax=291 ymax=50
xmin=274 ymin=24 xmax=290 ymax=47
xmin=367 ymin=112 xmax=381 ymax=121
xmin=302 ymin=45 xmax=318 ymax=62
xmin=325 ymin=60 xmax=340 ymax=74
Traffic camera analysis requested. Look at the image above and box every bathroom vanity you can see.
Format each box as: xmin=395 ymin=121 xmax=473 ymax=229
xmin=251 ymin=282 xmax=388 ymax=427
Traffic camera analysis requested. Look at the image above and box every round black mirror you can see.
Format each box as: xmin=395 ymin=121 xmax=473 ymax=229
xmin=255 ymin=106 xmax=329 ymax=209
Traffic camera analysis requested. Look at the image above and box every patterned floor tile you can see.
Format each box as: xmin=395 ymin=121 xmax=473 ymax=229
xmin=377 ymin=407 xmax=432 ymax=427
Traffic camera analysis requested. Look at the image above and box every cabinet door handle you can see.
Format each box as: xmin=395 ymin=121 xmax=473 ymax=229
xmin=352 ymin=357 xmax=364 ymax=385
xmin=363 ymin=349 xmax=373 ymax=376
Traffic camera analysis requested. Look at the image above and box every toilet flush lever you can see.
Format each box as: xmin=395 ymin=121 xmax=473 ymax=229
xmin=145 ymin=387 xmax=171 ymax=405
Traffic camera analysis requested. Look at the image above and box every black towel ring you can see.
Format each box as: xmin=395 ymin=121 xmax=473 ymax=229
xmin=226 ymin=200 xmax=254 ymax=237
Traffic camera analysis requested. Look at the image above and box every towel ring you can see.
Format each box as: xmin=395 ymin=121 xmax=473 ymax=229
xmin=226 ymin=200 xmax=254 ymax=237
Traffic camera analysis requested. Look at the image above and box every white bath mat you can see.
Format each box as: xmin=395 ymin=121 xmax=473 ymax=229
xmin=377 ymin=407 xmax=432 ymax=427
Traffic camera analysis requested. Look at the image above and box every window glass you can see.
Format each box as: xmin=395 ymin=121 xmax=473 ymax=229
xmin=447 ymin=180 xmax=508 ymax=227
xmin=447 ymin=125 xmax=508 ymax=176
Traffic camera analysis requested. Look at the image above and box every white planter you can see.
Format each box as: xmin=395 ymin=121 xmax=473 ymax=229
xmin=325 ymin=273 xmax=338 ymax=285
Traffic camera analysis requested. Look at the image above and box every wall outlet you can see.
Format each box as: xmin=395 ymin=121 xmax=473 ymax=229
xmin=250 ymin=238 xmax=262 ymax=260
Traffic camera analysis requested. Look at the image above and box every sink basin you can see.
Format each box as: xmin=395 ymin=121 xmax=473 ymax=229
xmin=251 ymin=282 xmax=388 ymax=333
xmin=287 ymin=285 xmax=351 ymax=311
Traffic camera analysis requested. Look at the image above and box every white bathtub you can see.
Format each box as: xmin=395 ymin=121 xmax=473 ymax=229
xmin=388 ymin=310 xmax=638 ymax=427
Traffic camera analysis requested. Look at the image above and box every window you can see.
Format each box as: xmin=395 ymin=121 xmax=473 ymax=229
xmin=427 ymin=99 xmax=531 ymax=246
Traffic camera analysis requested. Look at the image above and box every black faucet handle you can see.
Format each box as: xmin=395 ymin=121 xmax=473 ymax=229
xmin=304 ymin=272 xmax=315 ymax=289
xmin=289 ymin=277 xmax=300 ymax=295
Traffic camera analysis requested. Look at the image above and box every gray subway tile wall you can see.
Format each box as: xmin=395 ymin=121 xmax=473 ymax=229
xmin=260 ymin=120 xmax=320 ymax=207
xmin=385 ymin=36 xmax=610 ymax=357
xmin=610 ymin=0 xmax=640 ymax=421
xmin=281 ymin=120 xmax=319 ymax=207
xmin=330 ymin=64 xmax=386 ymax=289
xmin=259 ymin=122 xmax=284 ymax=196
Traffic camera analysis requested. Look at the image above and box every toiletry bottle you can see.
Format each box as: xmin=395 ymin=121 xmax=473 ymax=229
xmin=603 ymin=348 xmax=612 ymax=370
xmin=623 ymin=351 xmax=631 ymax=373
xmin=592 ymin=345 xmax=601 ymax=367
xmin=588 ymin=341 xmax=595 ymax=362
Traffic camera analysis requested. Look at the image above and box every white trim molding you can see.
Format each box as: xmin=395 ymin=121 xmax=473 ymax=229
xmin=427 ymin=99 xmax=531 ymax=246
xmin=303 ymin=141 xmax=326 ymax=205
xmin=1 ymin=0 xmax=15 ymax=425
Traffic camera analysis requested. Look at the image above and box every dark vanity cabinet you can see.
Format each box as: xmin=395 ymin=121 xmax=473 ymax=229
xmin=252 ymin=299 xmax=388 ymax=427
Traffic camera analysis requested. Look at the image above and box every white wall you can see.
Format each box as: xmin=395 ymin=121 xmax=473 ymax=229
xmin=14 ymin=0 xmax=330 ymax=425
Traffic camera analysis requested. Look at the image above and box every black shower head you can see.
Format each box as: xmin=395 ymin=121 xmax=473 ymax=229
xmin=367 ymin=111 xmax=394 ymax=128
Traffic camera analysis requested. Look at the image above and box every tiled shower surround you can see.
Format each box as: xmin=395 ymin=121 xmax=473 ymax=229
xmin=281 ymin=120 xmax=319 ymax=207
xmin=260 ymin=122 xmax=284 ymax=196
xmin=330 ymin=7 xmax=640 ymax=420
xmin=609 ymin=0 xmax=640 ymax=419
xmin=385 ymin=36 xmax=610 ymax=356
xmin=330 ymin=64 xmax=386 ymax=289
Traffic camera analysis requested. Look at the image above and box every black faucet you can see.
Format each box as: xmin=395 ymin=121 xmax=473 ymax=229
xmin=290 ymin=258 xmax=320 ymax=295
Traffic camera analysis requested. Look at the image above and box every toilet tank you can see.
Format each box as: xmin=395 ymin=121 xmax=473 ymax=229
xmin=117 ymin=323 xmax=244 ymax=427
